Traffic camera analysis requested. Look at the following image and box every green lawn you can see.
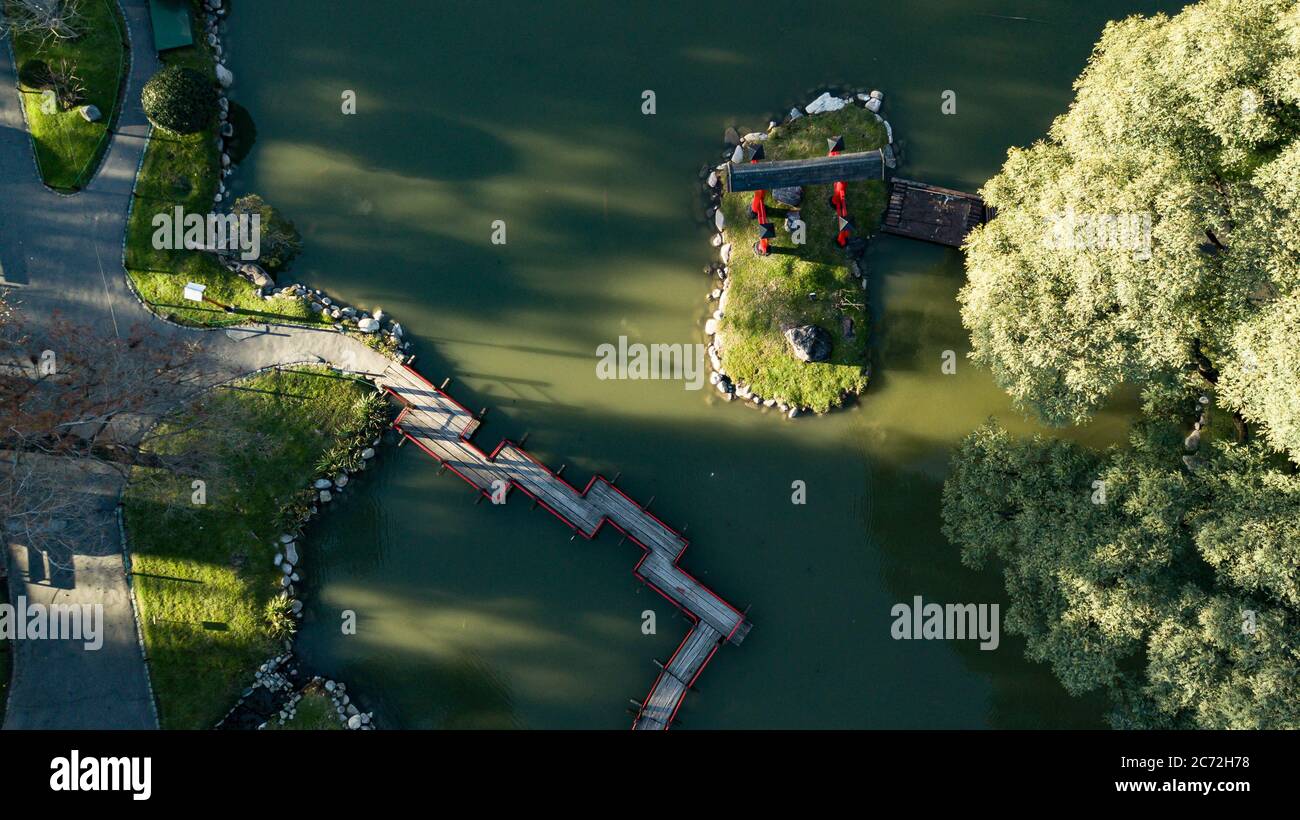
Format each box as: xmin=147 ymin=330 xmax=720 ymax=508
xmin=124 ymin=367 xmax=386 ymax=729
xmin=122 ymin=1 xmax=314 ymax=326
xmin=8 ymin=0 xmax=127 ymax=190
xmin=717 ymin=106 xmax=886 ymax=412
xmin=266 ymin=686 xmax=342 ymax=730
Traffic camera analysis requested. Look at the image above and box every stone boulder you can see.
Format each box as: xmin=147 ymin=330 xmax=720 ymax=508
xmin=783 ymin=324 xmax=832 ymax=362
xmin=216 ymin=63 xmax=234 ymax=88
xmin=237 ymin=262 xmax=273 ymax=289
xmin=79 ymin=104 xmax=102 ymax=122
xmin=356 ymin=317 xmax=380 ymax=333
xmin=773 ymin=186 xmax=803 ymax=207
xmin=805 ymin=92 xmax=848 ymax=115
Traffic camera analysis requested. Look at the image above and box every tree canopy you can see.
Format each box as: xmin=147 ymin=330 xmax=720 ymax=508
xmin=960 ymin=0 xmax=1300 ymax=461
xmin=942 ymin=421 xmax=1300 ymax=729
xmin=230 ymin=194 xmax=302 ymax=272
xmin=142 ymin=65 xmax=217 ymax=135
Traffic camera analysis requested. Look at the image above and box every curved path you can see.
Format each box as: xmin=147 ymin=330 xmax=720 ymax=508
xmin=0 ymin=1 xmax=391 ymax=728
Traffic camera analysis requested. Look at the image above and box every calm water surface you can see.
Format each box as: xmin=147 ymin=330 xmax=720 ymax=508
xmin=226 ymin=0 xmax=1187 ymax=728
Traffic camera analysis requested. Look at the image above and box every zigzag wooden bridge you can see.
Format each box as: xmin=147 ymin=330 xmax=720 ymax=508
xmin=374 ymin=362 xmax=752 ymax=730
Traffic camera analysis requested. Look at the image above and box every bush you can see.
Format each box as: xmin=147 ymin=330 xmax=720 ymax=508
xmin=231 ymin=194 xmax=303 ymax=271
xmin=18 ymin=59 xmax=52 ymax=90
xmin=141 ymin=65 xmax=216 ymax=134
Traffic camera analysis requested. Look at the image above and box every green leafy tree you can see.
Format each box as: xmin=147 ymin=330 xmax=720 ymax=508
xmin=942 ymin=421 xmax=1300 ymax=728
xmin=141 ymin=65 xmax=217 ymax=135
xmin=230 ymin=194 xmax=302 ymax=272
xmin=960 ymin=0 xmax=1300 ymax=461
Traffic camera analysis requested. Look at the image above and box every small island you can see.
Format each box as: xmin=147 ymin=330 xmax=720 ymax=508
xmin=705 ymin=96 xmax=889 ymax=415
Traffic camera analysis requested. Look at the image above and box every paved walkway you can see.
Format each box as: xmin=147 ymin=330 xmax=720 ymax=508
xmin=0 ymin=1 xmax=391 ymax=729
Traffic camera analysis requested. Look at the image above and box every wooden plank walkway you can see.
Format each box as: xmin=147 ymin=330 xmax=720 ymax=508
xmin=881 ymin=178 xmax=991 ymax=247
xmin=374 ymin=362 xmax=751 ymax=730
xmin=725 ymin=149 xmax=885 ymax=192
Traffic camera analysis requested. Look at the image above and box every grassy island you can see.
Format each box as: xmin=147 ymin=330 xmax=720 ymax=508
xmin=716 ymin=106 xmax=886 ymax=413
xmin=8 ymin=0 xmax=127 ymax=190
xmin=124 ymin=367 xmax=385 ymax=729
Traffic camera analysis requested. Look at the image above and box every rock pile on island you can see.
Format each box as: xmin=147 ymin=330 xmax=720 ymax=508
xmin=773 ymin=186 xmax=803 ymax=207
xmin=783 ymin=324 xmax=833 ymax=362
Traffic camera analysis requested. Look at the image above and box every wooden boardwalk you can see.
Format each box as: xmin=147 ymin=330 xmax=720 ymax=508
xmin=881 ymin=178 xmax=991 ymax=247
xmin=374 ymin=362 xmax=751 ymax=730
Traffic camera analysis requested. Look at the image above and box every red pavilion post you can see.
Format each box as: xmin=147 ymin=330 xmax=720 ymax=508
xmin=746 ymin=145 xmax=772 ymax=255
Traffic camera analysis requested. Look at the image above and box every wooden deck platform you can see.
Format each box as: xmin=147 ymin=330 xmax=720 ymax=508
xmin=725 ymin=150 xmax=885 ymax=192
xmin=881 ymin=178 xmax=991 ymax=247
xmin=374 ymin=362 xmax=751 ymax=730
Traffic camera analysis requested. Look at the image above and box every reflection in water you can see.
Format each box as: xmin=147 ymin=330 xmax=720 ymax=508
xmin=228 ymin=0 xmax=1185 ymax=728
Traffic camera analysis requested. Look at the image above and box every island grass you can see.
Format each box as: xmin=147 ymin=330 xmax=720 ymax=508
xmin=717 ymin=106 xmax=886 ymax=412
xmin=265 ymin=686 xmax=342 ymax=730
xmin=122 ymin=0 xmax=314 ymax=327
xmin=124 ymin=368 xmax=378 ymax=729
xmin=8 ymin=0 xmax=127 ymax=190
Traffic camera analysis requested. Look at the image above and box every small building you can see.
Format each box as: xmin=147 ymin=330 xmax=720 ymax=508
xmin=147 ymin=0 xmax=195 ymax=52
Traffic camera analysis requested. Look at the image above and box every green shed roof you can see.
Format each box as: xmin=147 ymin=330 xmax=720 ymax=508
xmin=148 ymin=0 xmax=194 ymax=52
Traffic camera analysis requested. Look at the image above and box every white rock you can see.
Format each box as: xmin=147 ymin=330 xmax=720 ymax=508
xmin=706 ymin=170 xmax=718 ymax=188
xmin=216 ymin=63 xmax=234 ymax=88
xmin=742 ymin=132 xmax=767 ymax=143
xmin=730 ymin=145 xmax=744 ymax=163
xmin=285 ymin=542 xmax=299 ymax=564
xmin=314 ymin=478 xmax=332 ymax=489
xmin=282 ymin=563 xmax=293 ymax=575
xmin=864 ymin=97 xmax=882 ymax=113
xmin=319 ymin=490 xmax=332 ymax=503
xmin=347 ymin=714 xmax=362 ymax=729
xmin=273 ymin=552 xmax=283 ymax=566
xmin=883 ymin=120 xmax=894 ymax=143
xmin=357 ymin=317 xmax=380 ymax=333
xmin=704 ymin=318 xmax=718 ymax=335
xmin=805 ymin=92 xmax=848 ymax=114
xmin=361 ymin=447 xmax=375 ymax=460
xmin=720 ymin=243 xmax=732 ymax=264
xmin=335 ymin=474 xmax=349 ymax=488
xmin=714 ymin=208 xmax=725 ymax=232
xmin=870 ymin=89 xmax=884 ymax=100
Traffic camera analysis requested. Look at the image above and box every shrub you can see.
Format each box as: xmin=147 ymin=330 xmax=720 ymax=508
xmin=141 ymin=65 xmax=217 ymax=134
xmin=18 ymin=59 xmax=53 ymax=90
xmin=231 ymin=194 xmax=303 ymax=271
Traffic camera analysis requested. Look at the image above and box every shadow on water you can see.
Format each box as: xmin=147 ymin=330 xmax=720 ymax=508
xmin=227 ymin=0 xmax=1188 ymax=729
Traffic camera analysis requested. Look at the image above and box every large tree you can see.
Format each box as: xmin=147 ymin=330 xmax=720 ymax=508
xmin=942 ymin=421 xmax=1300 ymax=729
xmin=0 ymin=299 xmax=214 ymax=569
xmin=960 ymin=0 xmax=1300 ymax=460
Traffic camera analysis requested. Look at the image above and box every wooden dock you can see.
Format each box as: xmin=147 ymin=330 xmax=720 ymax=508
xmin=881 ymin=178 xmax=991 ymax=247
xmin=373 ymin=362 xmax=751 ymax=730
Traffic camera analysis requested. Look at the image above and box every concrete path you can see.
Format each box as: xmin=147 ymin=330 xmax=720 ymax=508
xmin=1 ymin=1 xmax=391 ymax=729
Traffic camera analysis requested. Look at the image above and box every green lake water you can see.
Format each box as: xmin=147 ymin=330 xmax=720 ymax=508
xmin=225 ymin=0 xmax=1188 ymax=728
